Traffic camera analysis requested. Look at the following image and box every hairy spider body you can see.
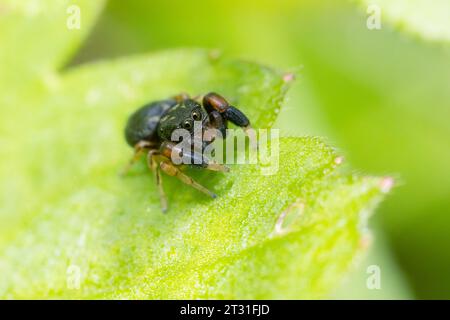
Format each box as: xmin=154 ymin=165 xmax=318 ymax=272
xmin=123 ymin=92 xmax=252 ymax=212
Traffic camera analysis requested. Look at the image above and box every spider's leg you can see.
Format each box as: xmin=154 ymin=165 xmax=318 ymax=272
xmin=159 ymin=160 xmax=217 ymax=199
xmin=120 ymin=140 xmax=153 ymax=176
xmin=147 ymin=150 xmax=168 ymax=213
xmin=172 ymin=92 xmax=190 ymax=103
xmin=203 ymin=92 xmax=257 ymax=149
xmin=203 ymin=92 xmax=250 ymax=128
xmin=160 ymin=141 xmax=229 ymax=172
xmin=207 ymin=110 xmax=227 ymax=138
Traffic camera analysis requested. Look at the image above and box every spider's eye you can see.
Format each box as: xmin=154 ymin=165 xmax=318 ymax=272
xmin=183 ymin=119 xmax=193 ymax=130
xmin=191 ymin=109 xmax=202 ymax=121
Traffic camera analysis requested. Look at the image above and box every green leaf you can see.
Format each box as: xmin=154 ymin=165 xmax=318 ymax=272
xmin=279 ymin=1 xmax=450 ymax=297
xmin=358 ymin=0 xmax=450 ymax=42
xmin=0 ymin=3 xmax=389 ymax=299
xmin=0 ymin=0 xmax=105 ymax=85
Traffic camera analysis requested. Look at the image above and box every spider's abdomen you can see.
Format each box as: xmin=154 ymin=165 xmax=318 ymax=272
xmin=124 ymin=99 xmax=176 ymax=147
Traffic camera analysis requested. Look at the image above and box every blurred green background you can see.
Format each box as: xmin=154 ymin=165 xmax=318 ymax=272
xmin=68 ymin=0 xmax=450 ymax=299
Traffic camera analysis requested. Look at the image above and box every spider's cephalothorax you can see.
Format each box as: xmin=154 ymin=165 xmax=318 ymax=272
xmin=123 ymin=92 xmax=252 ymax=212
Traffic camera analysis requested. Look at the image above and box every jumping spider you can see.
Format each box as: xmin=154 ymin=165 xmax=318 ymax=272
xmin=123 ymin=92 xmax=252 ymax=212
